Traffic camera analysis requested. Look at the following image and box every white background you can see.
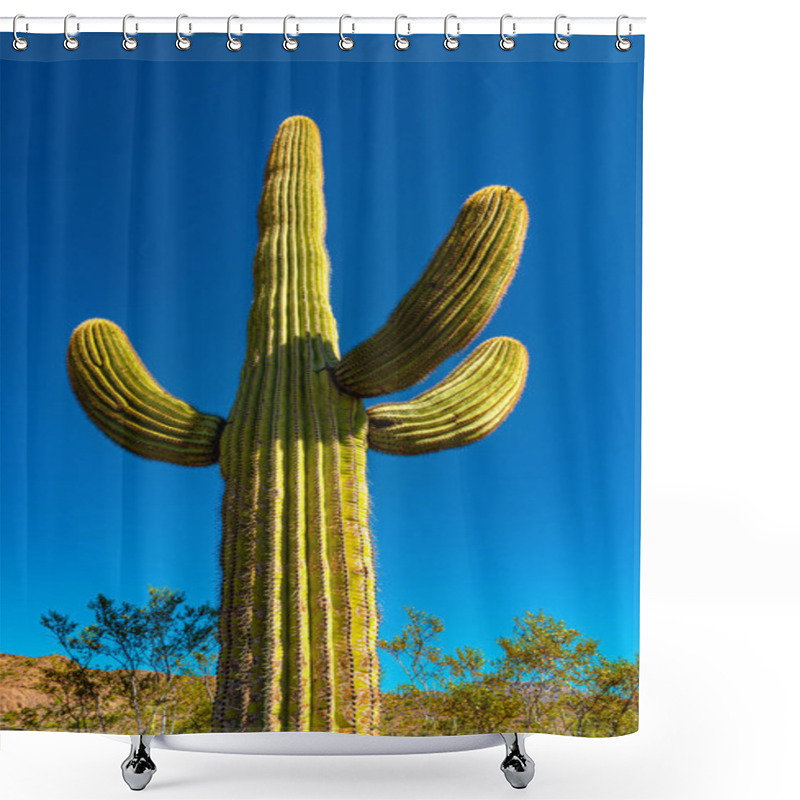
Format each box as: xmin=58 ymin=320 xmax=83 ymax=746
xmin=1 ymin=1 xmax=798 ymax=798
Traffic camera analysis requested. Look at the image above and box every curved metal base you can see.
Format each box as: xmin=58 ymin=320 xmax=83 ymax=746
xmin=121 ymin=735 xmax=157 ymax=791
xmin=500 ymin=733 xmax=535 ymax=789
xmin=105 ymin=731 xmax=502 ymax=756
xmin=114 ymin=731 xmax=534 ymax=789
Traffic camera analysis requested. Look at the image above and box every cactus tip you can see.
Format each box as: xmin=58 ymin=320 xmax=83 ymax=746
xmin=276 ymin=114 xmax=321 ymax=137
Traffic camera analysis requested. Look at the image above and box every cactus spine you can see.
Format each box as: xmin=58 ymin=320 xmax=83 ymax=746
xmin=67 ymin=116 xmax=529 ymax=734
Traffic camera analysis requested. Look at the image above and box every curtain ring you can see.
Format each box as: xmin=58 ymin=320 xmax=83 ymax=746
xmin=283 ymin=15 xmax=298 ymax=51
xmin=616 ymin=15 xmax=632 ymax=51
xmin=499 ymin=14 xmax=516 ymax=50
xmin=227 ymin=15 xmax=242 ymax=51
xmin=553 ymin=14 xmax=570 ymax=51
xmin=176 ymin=14 xmax=191 ymax=50
xmin=122 ymin=15 xmax=138 ymax=51
xmin=443 ymin=14 xmax=460 ymax=51
xmin=339 ymin=14 xmax=354 ymax=50
xmin=394 ymin=15 xmax=410 ymax=50
xmin=12 ymin=14 xmax=28 ymax=51
xmin=63 ymin=13 xmax=79 ymax=51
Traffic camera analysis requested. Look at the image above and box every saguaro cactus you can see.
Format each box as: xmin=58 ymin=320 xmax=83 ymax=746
xmin=66 ymin=116 xmax=529 ymax=734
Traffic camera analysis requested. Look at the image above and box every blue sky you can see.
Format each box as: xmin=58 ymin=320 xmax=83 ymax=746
xmin=1 ymin=35 xmax=643 ymax=690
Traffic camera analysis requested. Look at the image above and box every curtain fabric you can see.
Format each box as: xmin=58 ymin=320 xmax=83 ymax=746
xmin=0 ymin=33 xmax=644 ymax=738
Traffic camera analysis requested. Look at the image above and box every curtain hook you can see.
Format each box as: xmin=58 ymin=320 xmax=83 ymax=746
xmin=12 ymin=14 xmax=28 ymax=51
xmin=443 ymin=14 xmax=460 ymax=51
xmin=616 ymin=14 xmax=632 ymax=51
xmin=176 ymin=14 xmax=191 ymax=50
xmin=394 ymin=14 xmax=410 ymax=50
xmin=63 ymin=13 xmax=79 ymax=51
xmin=227 ymin=15 xmax=242 ymax=51
xmin=500 ymin=14 xmax=516 ymax=50
xmin=553 ymin=14 xmax=570 ymax=51
xmin=122 ymin=15 xmax=138 ymax=51
xmin=339 ymin=14 xmax=354 ymax=50
xmin=283 ymin=15 xmax=298 ymax=51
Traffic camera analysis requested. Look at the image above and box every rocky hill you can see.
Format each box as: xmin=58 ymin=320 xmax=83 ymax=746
xmin=0 ymin=652 xmax=70 ymax=714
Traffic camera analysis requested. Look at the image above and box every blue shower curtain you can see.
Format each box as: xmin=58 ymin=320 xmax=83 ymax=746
xmin=0 ymin=32 xmax=643 ymax=738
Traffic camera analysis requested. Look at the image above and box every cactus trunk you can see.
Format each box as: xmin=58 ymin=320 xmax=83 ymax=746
xmin=213 ymin=119 xmax=379 ymax=733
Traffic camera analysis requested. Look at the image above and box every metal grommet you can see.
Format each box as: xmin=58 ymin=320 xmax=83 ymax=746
xmin=443 ymin=14 xmax=460 ymax=51
xmin=122 ymin=14 xmax=138 ymax=50
xmin=394 ymin=14 xmax=410 ymax=50
xmin=283 ymin=15 xmax=298 ymax=51
xmin=63 ymin=13 xmax=79 ymax=50
xmin=339 ymin=14 xmax=354 ymax=50
xmin=554 ymin=14 xmax=570 ymax=51
xmin=499 ymin=14 xmax=516 ymax=50
xmin=176 ymin=14 xmax=191 ymax=50
xmin=227 ymin=15 xmax=242 ymax=51
xmin=12 ymin=14 xmax=28 ymax=51
xmin=616 ymin=14 xmax=632 ymax=51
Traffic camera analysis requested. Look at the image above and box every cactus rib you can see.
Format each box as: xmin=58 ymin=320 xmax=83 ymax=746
xmin=367 ymin=337 xmax=528 ymax=455
xmin=67 ymin=319 xmax=224 ymax=466
xmin=333 ymin=186 xmax=528 ymax=398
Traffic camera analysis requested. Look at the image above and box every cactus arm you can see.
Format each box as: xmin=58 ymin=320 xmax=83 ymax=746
xmin=333 ymin=186 xmax=528 ymax=398
xmin=366 ymin=337 xmax=528 ymax=456
xmin=67 ymin=318 xmax=225 ymax=466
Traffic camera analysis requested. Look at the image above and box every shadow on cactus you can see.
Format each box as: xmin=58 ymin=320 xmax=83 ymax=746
xmin=66 ymin=116 xmax=530 ymax=734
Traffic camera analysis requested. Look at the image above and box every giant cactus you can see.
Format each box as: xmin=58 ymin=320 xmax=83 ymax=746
xmin=66 ymin=116 xmax=529 ymax=734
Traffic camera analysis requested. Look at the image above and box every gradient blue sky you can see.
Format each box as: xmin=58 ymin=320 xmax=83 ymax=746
xmin=0 ymin=35 xmax=643 ymax=690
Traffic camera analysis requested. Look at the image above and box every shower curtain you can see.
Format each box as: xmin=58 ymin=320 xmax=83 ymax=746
xmin=0 ymin=29 xmax=643 ymax=740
